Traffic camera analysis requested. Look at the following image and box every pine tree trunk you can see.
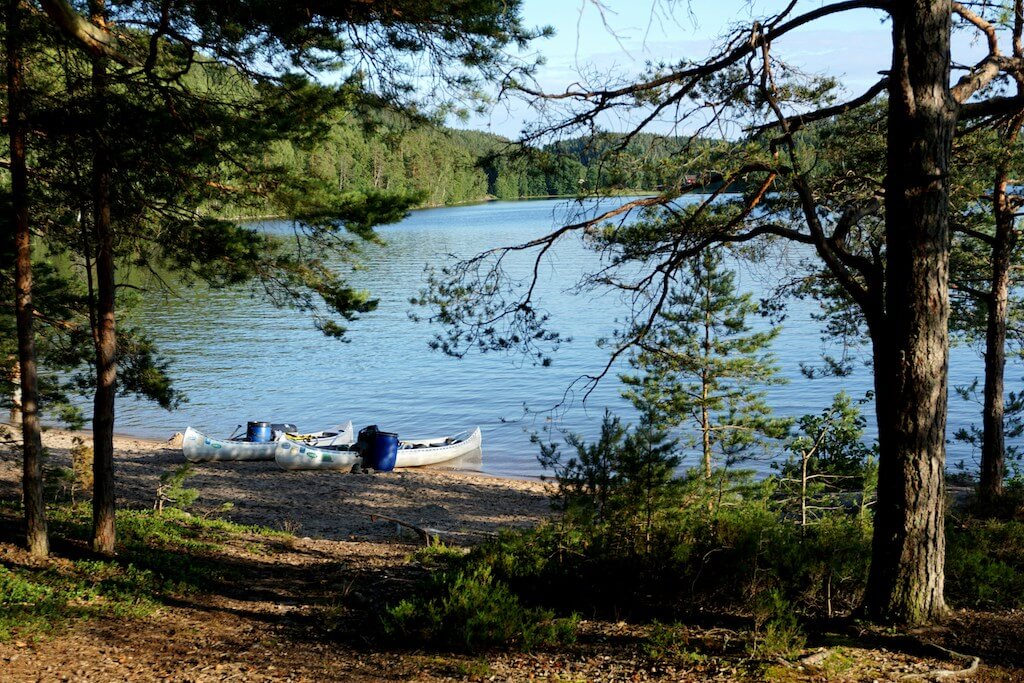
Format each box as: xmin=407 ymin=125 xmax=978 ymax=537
xmin=7 ymin=0 xmax=50 ymax=558
xmin=702 ymin=278 xmax=712 ymax=478
xmin=978 ymin=174 xmax=1015 ymax=503
xmin=862 ymin=0 xmax=954 ymax=625
xmin=89 ymin=0 xmax=117 ymax=554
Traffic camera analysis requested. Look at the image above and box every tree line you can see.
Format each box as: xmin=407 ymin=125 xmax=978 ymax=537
xmin=235 ymin=121 xmax=730 ymax=212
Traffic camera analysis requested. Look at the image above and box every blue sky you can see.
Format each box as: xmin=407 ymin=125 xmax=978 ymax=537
xmin=464 ymin=1 xmax=897 ymax=137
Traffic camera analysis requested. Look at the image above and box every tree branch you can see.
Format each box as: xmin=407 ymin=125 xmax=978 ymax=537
xmin=959 ymin=94 xmax=1024 ymax=119
xmin=519 ymin=0 xmax=890 ymax=103
xmin=750 ymin=78 xmax=889 ymax=135
xmin=951 ymin=223 xmax=996 ymax=246
xmin=37 ymin=0 xmax=139 ymax=66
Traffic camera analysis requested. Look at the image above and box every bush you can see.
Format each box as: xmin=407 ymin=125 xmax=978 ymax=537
xmin=382 ymin=564 xmax=578 ymax=651
xmin=460 ymin=474 xmax=872 ymax=624
xmin=946 ymin=517 xmax=1024 ymax=609
xmin=388 ymin=406 xmax=1021 ymax=663
xmin=154 ymin=464 xmax=199 ymax=511
xmin=750 ymin=590 xmax=805 ymax=658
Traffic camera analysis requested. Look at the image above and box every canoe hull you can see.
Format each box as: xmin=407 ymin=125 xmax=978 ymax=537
xmin=183 ymin=422 xmax=353 ymax=462
xmin=394 ymin=427 xmax=482 ymax=468
xmin=274 ymin=439 xmax=361 ymax=470
xmin=275 ymin=427 xmax=482 ymax=470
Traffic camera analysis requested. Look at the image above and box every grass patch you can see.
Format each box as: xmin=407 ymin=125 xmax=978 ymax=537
xmin=643 ymin=622 xmax=709 ymax=666
xmin=407 ymin=542 xmax=469 ymax=569
xmin=0 ymin=558 xmax=165 ymax=641
xmin=0 ymin=502 xmax=295 ymax=642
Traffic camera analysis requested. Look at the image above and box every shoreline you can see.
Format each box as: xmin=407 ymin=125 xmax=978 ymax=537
xmin=19 ymin=420 xmax=549 ymax=483
xmin=0 ymin=423 xmax=556 ymax=544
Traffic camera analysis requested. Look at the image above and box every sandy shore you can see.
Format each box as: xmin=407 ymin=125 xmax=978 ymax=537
xmin=0 ymin=425 xmax=555 ymax=544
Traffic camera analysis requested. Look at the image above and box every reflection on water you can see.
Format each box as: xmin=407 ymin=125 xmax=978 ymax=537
xmin=113 ymin=198 xmax=1019 ymax=478
xmin=423 ymin=448 xmax=483 ymax=473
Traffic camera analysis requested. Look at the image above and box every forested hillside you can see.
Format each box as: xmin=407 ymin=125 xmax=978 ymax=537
xmin=235 ymin=113 xmax=718 ymax=214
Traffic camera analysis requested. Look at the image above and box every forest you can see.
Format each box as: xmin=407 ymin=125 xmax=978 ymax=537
xmin=235 ymin=119 xmax=723 ymax=213
xmin=2 ymin=0 xmax=1024 ymax=680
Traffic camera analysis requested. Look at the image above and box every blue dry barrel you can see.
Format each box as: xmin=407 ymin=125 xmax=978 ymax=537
xmin=247 ymin=421 xmax=273 ymax=443
xmin=358 ymin=425 xmax=399 ymax=471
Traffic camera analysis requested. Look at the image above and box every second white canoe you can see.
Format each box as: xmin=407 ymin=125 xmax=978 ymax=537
xmin=275 ymin=427 xmax=482 ymax=470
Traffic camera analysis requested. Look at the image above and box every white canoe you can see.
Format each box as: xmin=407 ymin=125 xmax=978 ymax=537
xmin=183 ymin=422 xmax=354 ymax=462
xmin=275 ymin=427 xmax=482 ymax=470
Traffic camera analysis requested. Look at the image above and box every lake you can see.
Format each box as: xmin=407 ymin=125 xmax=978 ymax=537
xmin=119 ymin=198 xmax=1021 ymax=478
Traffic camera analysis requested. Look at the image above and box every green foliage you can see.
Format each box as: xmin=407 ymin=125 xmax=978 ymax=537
xmin=501 ymin=421 xmax=872 ymax=618
xmin=946 ymin=517 xmax=1024 ymax=609
xmin=751 ymin=590 xmax=805 ymax=659
xmin=781 ymin=393 xmax=875 ymax=481
xmin=953 ymin=378 xmax=1024 ymax=482
xmin=775 ymin=392 xmax=878 ymax=524
xmin=538 ymin=412 xmax=683 ymax=557
xmin=621 ymin=248 xmax=790 ymax=474
xmin=253 ymin=116 xmax=717 ymax=209
xmin=469 ymin=405 xmax=1022 ymax=635
xmin=382 ymin=564 xmax=578 ymax=652
xmin=155 ymin=465 xmax=200 ymax=512
xmin=642 ymin=622 xmax=708 ymax=665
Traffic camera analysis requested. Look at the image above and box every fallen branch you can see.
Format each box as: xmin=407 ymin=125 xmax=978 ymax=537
xmin=366 ymin=512 xmax=438 ymax=546
xmin=899 ymin=641 xmax=980 ymax=681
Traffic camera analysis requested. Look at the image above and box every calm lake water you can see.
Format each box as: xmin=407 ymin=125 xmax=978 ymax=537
xmin=118 ymin=198 xmax=1021 ymax=478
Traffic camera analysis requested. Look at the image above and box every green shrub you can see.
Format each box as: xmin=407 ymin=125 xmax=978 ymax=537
xmin=382 ymin=564 xmax=578 ymax=651
xmin=461 ymin=470 xmax=873 ymax=623
xmin=750 ymin=590 xmax=805 ymax=659
xmin=155 ymin=464 xmax=200 ymax=511
xmin=643 ymin=622 xmax=708 ymax=665
xmin=946 ymin=517 xmax=1024 ymax=609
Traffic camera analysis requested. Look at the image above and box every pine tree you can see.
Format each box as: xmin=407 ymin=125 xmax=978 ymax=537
xmin=622 ymin=248 xmax=789 ymax=477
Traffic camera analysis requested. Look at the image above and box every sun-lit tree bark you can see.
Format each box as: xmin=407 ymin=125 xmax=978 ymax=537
xmin=978 ymin=168 xmax=1016 ymax=501
xmin=6 ymin=0 xmax=49 ymax=558
xmin=88 ymin=0 xmax=117 ymax=553
xmin=861 ymin=0 xmax=955 ymax=623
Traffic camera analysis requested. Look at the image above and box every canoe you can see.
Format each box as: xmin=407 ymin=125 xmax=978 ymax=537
xmin=183 ymin=421 xmax=354 ymax=462
xmin=275 ymin=427 xmax=482 ymax=470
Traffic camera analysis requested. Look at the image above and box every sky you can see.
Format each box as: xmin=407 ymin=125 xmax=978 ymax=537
xmin=460 ymin=0 xmax=947 ymax=138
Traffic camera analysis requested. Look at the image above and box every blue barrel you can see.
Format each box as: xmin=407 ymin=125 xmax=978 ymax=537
xmin=247 ymin=421 xmax=273 ymax=443
xmin=358 ymin=426 xmax=399 ymax=472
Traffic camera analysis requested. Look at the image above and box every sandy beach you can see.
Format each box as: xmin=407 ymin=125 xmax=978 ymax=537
xmin=0 ymin=425 xmax=555 ymax=545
